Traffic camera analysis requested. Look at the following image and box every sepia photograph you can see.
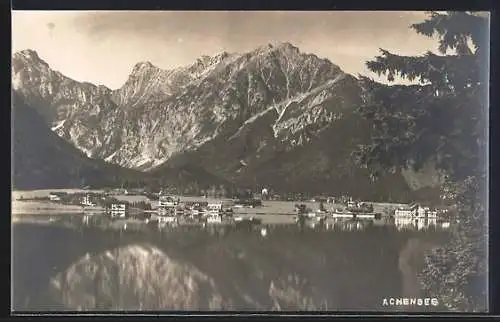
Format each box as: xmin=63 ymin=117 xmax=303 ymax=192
xmin=11 ymin=10 xmax=489 ymax=313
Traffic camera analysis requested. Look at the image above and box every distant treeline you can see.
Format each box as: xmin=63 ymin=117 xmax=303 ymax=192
xmin=22 ymin=176 xmax=442 ymax=205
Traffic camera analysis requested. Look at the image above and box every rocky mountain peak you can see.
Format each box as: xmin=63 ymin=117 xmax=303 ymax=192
xmin=216 ymin=51 xmax=230 ymax=59
xmin=12 ymin=49 xmax=50 ymax=73
xmin=271 ymin=41 xmax=298 ymax=50
xmin=189 ymin=51 xmax=232 ymax=71
xmin=130 ymin=61 xmax=157 ymax=75
xmin=14 ymin=49 xmax=43 ymax=63
xmin=254 ymin=42 xmax=299 ymax=55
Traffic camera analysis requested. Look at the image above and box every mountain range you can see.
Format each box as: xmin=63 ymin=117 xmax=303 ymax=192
xmin=11 ymin=42 xmax=441 ymax=200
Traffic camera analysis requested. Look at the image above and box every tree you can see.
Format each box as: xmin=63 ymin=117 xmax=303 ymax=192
xmin=352 ymin=11 xmax=488 ymax=312
xmin=209 ymin=185 xmax=218 ymax=198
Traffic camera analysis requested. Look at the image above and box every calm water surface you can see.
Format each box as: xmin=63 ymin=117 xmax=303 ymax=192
xmin=12 ymin=213 xmax=450 ymax=312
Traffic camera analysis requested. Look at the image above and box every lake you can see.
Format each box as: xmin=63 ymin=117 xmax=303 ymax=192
xmin=12 ymin=213 xmax=450 ymax=312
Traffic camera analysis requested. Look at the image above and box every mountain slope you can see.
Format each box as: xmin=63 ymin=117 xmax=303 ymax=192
xmin=12 ymin=92 xmax=230 ymax=191
xmin=13 ymin=92 xmax=125 ymax=189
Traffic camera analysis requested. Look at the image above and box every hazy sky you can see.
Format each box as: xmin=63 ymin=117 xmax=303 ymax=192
xmin=12 ymin=11 xmax=442 ymax=89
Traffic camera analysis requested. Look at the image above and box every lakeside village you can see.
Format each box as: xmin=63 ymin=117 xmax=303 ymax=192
xmin=19 ymin=187 xmax=453 ymax=232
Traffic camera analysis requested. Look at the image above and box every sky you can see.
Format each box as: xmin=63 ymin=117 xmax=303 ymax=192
xmin=12 ymin=11 xmax=443 ymax=90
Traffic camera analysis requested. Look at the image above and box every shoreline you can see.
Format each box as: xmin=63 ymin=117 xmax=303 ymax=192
xmin=12 ymin=200 xmax=104 ymax=216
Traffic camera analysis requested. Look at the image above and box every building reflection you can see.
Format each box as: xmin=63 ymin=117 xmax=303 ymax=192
xmin=393 ymin=216 xmax=440 ymax=231
xmin=36 ymin=212 xmax=451 ymax=234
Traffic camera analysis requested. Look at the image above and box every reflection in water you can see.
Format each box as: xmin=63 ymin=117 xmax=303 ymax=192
xmin=393 ymin=216 xmax=443 ymax=231
xmin=12 ymin=213 xmax=452 ymax=239
xmin=12 ymin=213 xmax=451 ymax=312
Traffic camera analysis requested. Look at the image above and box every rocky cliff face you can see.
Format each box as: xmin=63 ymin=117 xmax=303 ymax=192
xmin=12 ymin=43 xmax=440 ymax=197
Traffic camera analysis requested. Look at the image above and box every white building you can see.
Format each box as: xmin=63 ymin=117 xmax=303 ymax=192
xmin=347 ymin=201 xmax=357 ymax=208
xmin=49 ymin=193 xmax=62 ymax=201
xmin=395 ymin=204 xmax=439 ymax=218
xmin=81 ymin=195 xmax=96 ymax=207
xmin=207 ymin=203 xmax=222 ymax=210
xmin=394 ymin=208 xmax=415 ymax=217
xmin=394 ymin=203 xmax=418 ymax=217
xmin=417 ymin=205 xmax=438 ymax=217
xmin=111 ymin=204 xmax=127 ymax=212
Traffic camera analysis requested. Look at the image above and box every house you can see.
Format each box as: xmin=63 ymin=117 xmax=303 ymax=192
xmin=394 ymin=203 xmax=439 ymax=219
xmin=347 ymin=201 xmax=357 ymax=208
xmin=394 ymin=203 xmax=418 ymax=217
xmin=81 ymin=194 xmax=97 ymax=207
xmin=49 ymin=192 xmax=67 ymax=202
xmin=417 ymin=205 xmax=438 ymax=218
xmin=159 ymin=195 xmax=179 ymax=208
xmin=111 ymin=203 xmax=127 ymax=212
xmin=207 ymin=203 xmax=223 ymax=212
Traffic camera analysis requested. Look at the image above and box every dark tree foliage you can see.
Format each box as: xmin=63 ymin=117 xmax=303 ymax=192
xmin=352 ymin=12 xmax=488 ymax=312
